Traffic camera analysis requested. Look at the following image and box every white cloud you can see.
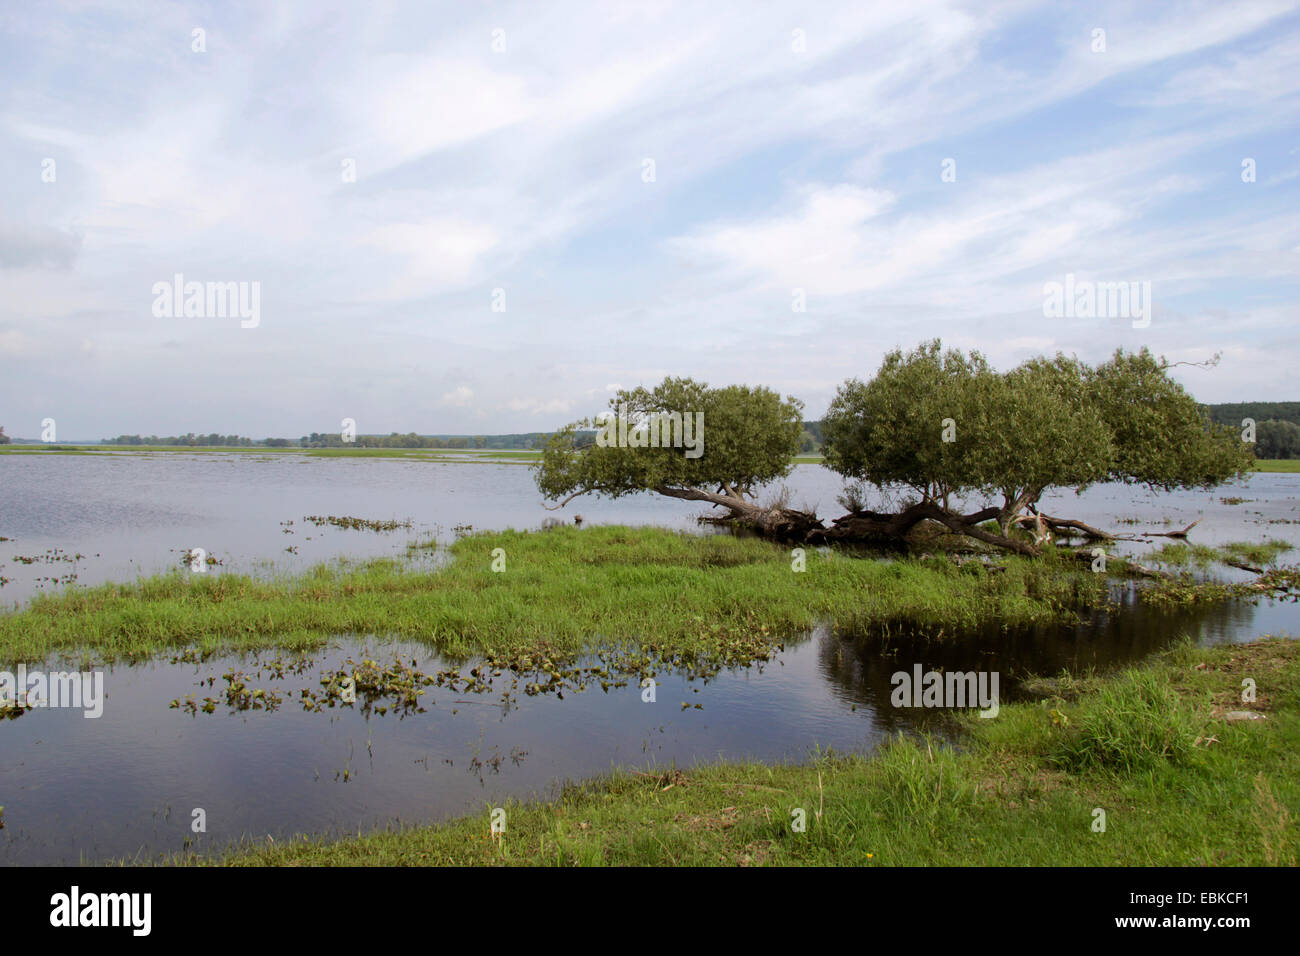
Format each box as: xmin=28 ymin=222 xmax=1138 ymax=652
xmin=439 ymin=386 xmax=475 ymax=407
xmin=503 ymin=397 xmax=575 ymax=416
xmin=2 ymin=0 xmax=1298 ymax=433
xmin=362 ymin=221 xmax=500 ymax=299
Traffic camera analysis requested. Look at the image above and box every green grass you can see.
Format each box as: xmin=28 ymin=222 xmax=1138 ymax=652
xmin=0 ymin=445 xmax=823 ymax=465
xmin=0 ymin=526 xmax=1110 ymax=663
xmin=1148 ymin=538 xmax=1293 ymax=569
xmin=0 ymin=445 xmax=97 ymax=454
xmin=0 ymin=446 xmax=1285 ymax=470
xmin=1253 ymin=459 xmax=1300 ymax=472
xmin=1222 ymin=539 xmax=1294 ymax=566
xmin=1049 ymin=669 xmax=1199 ymax=773
xmin=1147 ymin=542 xmax=1227 ymax=567
xmin=0 ymin=444 xmax=270 ymax=454
xmin=306 ymin=447 xmax=537 ymax=464
xmin=186 ymin=636 xmax=1300 ymax=866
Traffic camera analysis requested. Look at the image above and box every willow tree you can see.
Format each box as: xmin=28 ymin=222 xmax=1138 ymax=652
xmin=981 ymin=354 xmax=1113 ymax=535
xmin=818 ymin=341 xmax=1072 ymax=554
xmin=534 ymin=377 xmax=816 ymax=536
xmin=1089 ymin=348 xmax=1252 ymax=490
xmin=820 ymin=341 xmax=1252 ymax=554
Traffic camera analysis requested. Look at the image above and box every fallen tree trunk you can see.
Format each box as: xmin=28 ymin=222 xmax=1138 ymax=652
xmin=809 ymin=502 xmax=1039 ymax=555
xmin=631 ymin=482 xmax=1190 ymax=563
xmin=654 ymin=485 xmax=824 ymax=540
xmin=1018 ymin=511 xmax=1200 ymax=544
xmin=1147 ymin=519 xmax=1202 ymax=539
xmin=1224 ymin=558 xmax=1264 ymax=574
xmin=1030 ymin=513 xmax=1115 ymax=539
xmin=1064 ymin=548 xmax=1172 ymax=580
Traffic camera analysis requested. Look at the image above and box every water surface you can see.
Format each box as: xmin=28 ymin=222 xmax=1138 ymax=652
xmin=1 ymin=453 xmax=1298 ymax=865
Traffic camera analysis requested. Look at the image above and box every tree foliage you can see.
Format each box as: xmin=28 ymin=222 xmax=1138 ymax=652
xmin=1088 ymin=348 xmax=1252 ymax=489
xmin=535 ymin=377 xmax=804 ymax=510
xmin=822 ymin=341 xmax=992 ymax=506
xmin=823 ymin=341 xmax=1251 ymax=528
xmin=1255 ymin=419 xmax=1300 ymax=459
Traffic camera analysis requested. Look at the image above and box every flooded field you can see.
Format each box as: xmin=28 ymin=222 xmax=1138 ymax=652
xmin=2 ymin=451 xmax=1298 ymax=604
xmin=1 ymin=453 xmax=1298 ymax=864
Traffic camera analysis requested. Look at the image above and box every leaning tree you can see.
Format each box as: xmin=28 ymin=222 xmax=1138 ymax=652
xmin=533 ymin=377 xmax=818 ymax=537
xmin=818 ymin=341 xmax=1252 ymax=555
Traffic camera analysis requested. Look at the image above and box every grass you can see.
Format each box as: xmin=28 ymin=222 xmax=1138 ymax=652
xmin=306 ymin=448 xmax=537 ymax=463
xmin=182 ymin=636 xmax=1299 ymax=866
xmin=0 ymin=445 xmax=96 ymax=455
xmin=0 ymin=446 xmax=1286 ymax=472
xmin=0 ymin=444 xmax=828 ymax=466
xmin=1049 ymin=669 xmax=1199 ymax=773
xmin=1148 ymin=538 xmax=1293 ymax=569
xmin=1146 ymin=542 xmax=1221 ymax=567
xmin=0 ymin=526 xmax=1111 ymax=663
xmin=1222 ymin=539 xmax=1294 ymax=566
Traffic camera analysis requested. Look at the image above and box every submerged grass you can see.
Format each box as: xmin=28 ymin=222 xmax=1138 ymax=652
xmin=187 ymin=636 xmax=1300 ymax=867
xmin=1222 ymin=539 xmax=1294 ymax=567
xmin=0 ymin=526 xmax=1110 ymax=663
xmin=1148 ymin=538 xmax=1293 ymax=569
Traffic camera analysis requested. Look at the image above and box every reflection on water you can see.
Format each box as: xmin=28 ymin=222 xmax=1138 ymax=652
xmin=1 ymin=454 xmax=1298 ymax=864
xmin=1 ymin=588 xmax=1295 ymax=866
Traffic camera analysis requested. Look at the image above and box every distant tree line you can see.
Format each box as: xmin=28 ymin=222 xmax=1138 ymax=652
xmin=1252 ymin=420 xmax=1300 ymax=459
xmin=1203 ymin=403 xmax=1300 ymax=459
xmin=1204 ymin=402 xmax=1300 ymax=428
xmin=103 ymin=433 xmax=257 ymax=446
xmin=101 ymin=431 xmax=595 ymax=450
xmin=82 ymin=401 xmax=1300 ymax=459
xmin=798 ymin=421 xmax=824 ymax=453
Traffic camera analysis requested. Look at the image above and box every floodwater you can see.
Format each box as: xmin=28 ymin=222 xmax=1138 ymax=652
xmin=1 ymin=452 xmax=1298 ymax=864
xmin=2 ymin=451 xmax=1298 ymax=604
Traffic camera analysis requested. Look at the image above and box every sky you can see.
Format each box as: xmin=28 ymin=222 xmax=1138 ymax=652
xmin=1 ymin=0 xmax=1298 ymax=439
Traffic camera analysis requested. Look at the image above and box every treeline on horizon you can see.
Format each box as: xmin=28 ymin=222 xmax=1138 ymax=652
xmin=97 ymin=427 xmax=827 ymax=453
xmin=1202 ymin=403 xmax=1300 ymax=459
xmin=98 ymin=431 xmax=584 ymax=450
xmin=55 ymin=400 xmax=1300 ymax=459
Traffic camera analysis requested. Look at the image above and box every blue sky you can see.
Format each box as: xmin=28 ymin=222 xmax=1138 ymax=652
xmin=1 ymin=0 xmax=1298 ymax=438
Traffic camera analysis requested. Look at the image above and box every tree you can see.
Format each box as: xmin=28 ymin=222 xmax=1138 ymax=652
xmin=1088 ymin=348 xmax=1250 ymax=490
xmin=1257 ymin=419 xmax=1300 ymax=459
xmin=0 ymin=425 xmax=10 ymax=445
xmin=982 ymin=355 xmax=1113 ymax=534
xmin=820 ymin=341 xmax=1251 ymax=554
xmin=821 ymin=342 xmax=1051 ymax=553
xmin=534 ymin=377 xmax=815 ymax=536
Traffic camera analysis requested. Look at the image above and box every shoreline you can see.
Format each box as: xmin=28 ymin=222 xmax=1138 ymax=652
xmin=172 ymin=636 xmax=1298 ymax=867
